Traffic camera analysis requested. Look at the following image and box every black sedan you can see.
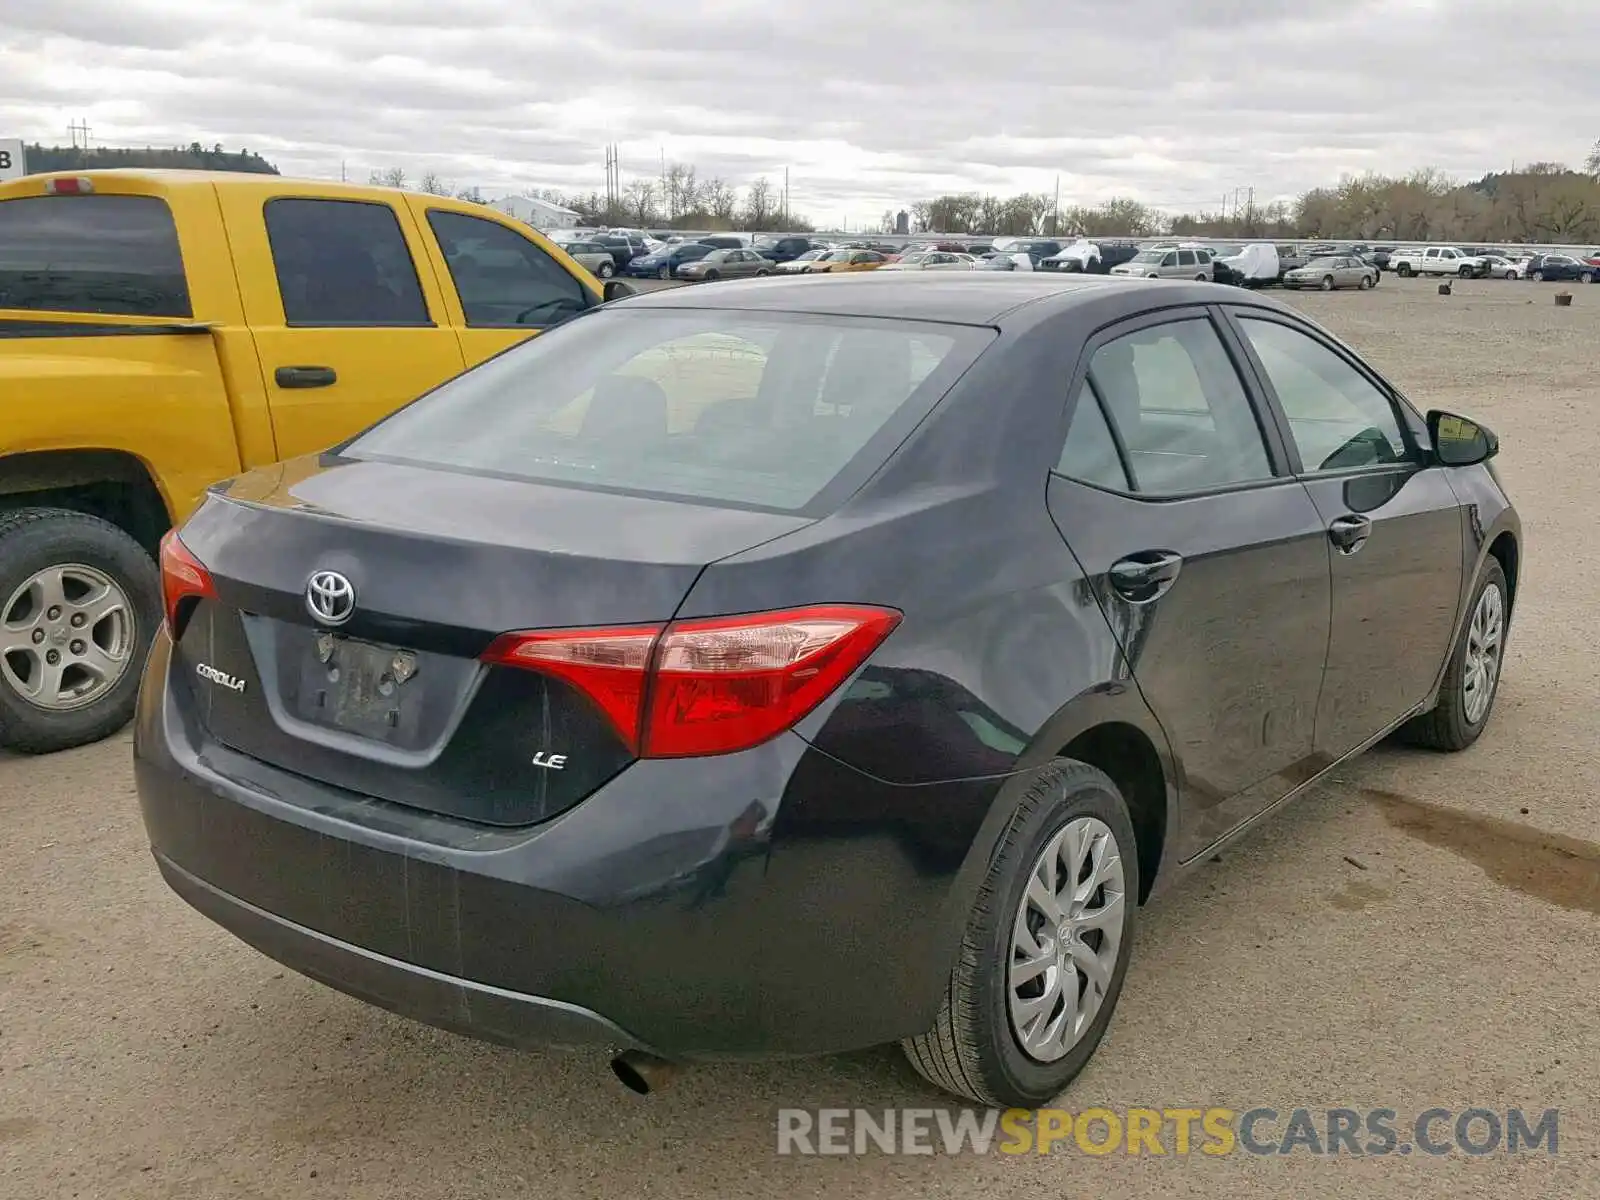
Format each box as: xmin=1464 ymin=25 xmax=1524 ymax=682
xmin=1525 ymin=253 xmax=1597 ymax=283
xmin=136 ymin=273 xmax=1520 ymax=1109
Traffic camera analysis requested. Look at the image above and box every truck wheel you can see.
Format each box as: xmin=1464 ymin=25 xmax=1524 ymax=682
xmin=0 ymin=508 xmax=161 ymax=754
xmin=1398 ymin=264 xmax=1413 ymax=277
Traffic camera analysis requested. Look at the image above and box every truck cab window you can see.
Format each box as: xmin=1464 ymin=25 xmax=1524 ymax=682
xmin=425 ymin=211 xmax=591 ymax=328
xmin=264 ymin=198 xmax=431 ymax=327
xmin=0 ymin=195 xmax=191 ymax=317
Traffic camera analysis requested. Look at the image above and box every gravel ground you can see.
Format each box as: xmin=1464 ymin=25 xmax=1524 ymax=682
xmin=1 ymin=275 xmax=1596 ymax=1199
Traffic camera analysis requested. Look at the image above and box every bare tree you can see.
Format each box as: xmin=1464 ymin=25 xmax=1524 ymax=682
xmin=1585 ymin=139 xmax=1600 ymax=179
xmin=624 ymin=179 xmax=658 ymax=226
xmin=455 ymin=185 xmax=486 ymax=204
xmin=369 ymin=166 xmax=408 ymax=189
xmin=742 ymin=176 xmax=777 ymax=230
xmin=703 ymin=178 xmax=738 ymax=225
xmin=664 ymin=162 xmax=700 ymax=220
xmin=419 ymin=172 xmax=450 ymax=196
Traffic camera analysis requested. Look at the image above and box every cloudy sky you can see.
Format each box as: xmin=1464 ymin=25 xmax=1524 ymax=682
xmin=1 ymin=0 xmax=1594 ymax=226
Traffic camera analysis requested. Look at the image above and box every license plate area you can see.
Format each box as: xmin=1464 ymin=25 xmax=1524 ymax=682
xmin=295 ymin=632 xmax=424 ymax=743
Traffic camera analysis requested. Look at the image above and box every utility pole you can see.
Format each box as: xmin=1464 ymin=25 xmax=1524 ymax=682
xmin=1052 ymin=174 xmax=1060 ymax=236
xmin=68 ymin=119 xmax=92 ymax=149
xmin=783 ymin=167 xmax=789 ymax=227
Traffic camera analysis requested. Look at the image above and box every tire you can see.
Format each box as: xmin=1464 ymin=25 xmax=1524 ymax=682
xmin=1531 ymin=270 xmax=1544 ymax=282
xmin=0 ymin=508 xmax=162 ymax=754
xmin=1195 ymin=273 xmax=1207 ymax=282
xmin=657 ymin=266 xmax=670 ymax=280
xmin=756 ymin=268 xmax=771 ymax=276
xmin=1459 ymin=265 xmax=1473 ymax=278
xmin=596 ymin=261 xmax=615 ymax=279
xmin=1321 ymin=275 xmax=1335 ymax=291
xmin=1359 ymin=274 xmax=1374 ymax=289
xmin=1582 ymin=271 xmax=1595 ymax=285
xmin=901 ymin=759 xmax=1139 ymax=1107
xmin=1399 ymin=559 xmax=1508 ymax=752
xmin=1398 ymin=264 xmax=1413 ymax=277
xmin=703 ymin=270 xmax=719 ymax=282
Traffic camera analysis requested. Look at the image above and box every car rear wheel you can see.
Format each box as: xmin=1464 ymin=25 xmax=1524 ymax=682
xmin=0 ymin=508 xmax=162 ymax=754
xmin=901 ymin=759 xmax=1138 ymax=1107
xmin=1399 ymin=558 xmax=1508 ymax=752
xmin=657 ymin=266 xmax=670 ymax=280
xmin=1195 ymin=273 xmax=1207 ymax=282
xmin=596 ymin=261 xmax=614 ymax=278
xmin=1359 ymin=274 xmax=1374 ymax=289
xmin=1531 ymin=270 xmax=1545 ymax=281
xmin=1321 ymin=275 xmax=1335 ymax=291
xmin=1582 ymin=271 xmax=1595 ymax=285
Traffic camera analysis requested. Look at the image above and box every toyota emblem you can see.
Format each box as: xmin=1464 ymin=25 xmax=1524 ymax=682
xmin=305 ymin=570 xmax=356 ymax=626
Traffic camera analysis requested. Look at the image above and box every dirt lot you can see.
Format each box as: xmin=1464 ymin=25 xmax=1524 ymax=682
xmin=1 ymin=275 xmax=1596 ymax=1199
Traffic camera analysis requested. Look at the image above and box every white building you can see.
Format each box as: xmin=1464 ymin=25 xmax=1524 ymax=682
xmin=489 ymin=194 xmax=582 ymax=232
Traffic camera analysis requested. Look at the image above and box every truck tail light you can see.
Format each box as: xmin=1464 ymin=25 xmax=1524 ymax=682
xmin=158 ymin=531 xmax=217 ymax=635
xmin=482 ymin=604 xmax=901 ymax=758
xmin=44 ymin=177 xmax=94 ymax=195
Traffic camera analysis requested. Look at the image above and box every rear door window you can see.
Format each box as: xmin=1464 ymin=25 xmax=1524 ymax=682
xmin=426 ymin=210 xmax=591 ymax=328
xmin=344 ymin=310 xmax=992 ymax=513
xmin=0 ymin=194 xmax=191 ymax=317
xmin=264 ymin=198 xmax=430 ymax=326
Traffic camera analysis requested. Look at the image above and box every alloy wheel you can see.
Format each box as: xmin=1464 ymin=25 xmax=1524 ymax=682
xmin=1007 ymin=816 xmax=1127 ymax=1063
xmin=0 ymin=564 xmax=135 ymax=711
xmin=1462 ymin=581 xmax=1504 ymax=725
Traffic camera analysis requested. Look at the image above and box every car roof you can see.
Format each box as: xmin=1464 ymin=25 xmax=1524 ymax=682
xmin=617 ymin=272 xmax=1291 ymax=326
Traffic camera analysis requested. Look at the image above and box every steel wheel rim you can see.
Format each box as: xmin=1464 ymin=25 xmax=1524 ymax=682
xmin=0 ymin=563 xmax=136 ymax=711
xmin=1462 ymin=582 xmax=1504 ymax=725
xmin=1007 ymin=815 xmax=1127 ymax=1063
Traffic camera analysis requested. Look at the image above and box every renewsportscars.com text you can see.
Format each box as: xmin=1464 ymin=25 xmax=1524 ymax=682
xmin=776 ymin=1106 xmax=1560 ymax=1157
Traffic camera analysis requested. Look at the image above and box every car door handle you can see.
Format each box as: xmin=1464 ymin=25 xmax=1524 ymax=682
xmin=1328 ymin=514 xmax=1373 ymax=553
xmin=1108 ymin=551 xmax=1184 ymax=602
xmin=274 ymin=365 xmax=337 ymax=389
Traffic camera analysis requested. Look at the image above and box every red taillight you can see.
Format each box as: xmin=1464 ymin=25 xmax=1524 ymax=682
xmin=158 ymin=531 xmax=217 ymax=634
xmin=482 ymin=624 xmax=660 ymax=752
xmin=45 ymin=176 xmax=94 ymax=195
xmin=481 ymin=604 xmax=901 ymax=758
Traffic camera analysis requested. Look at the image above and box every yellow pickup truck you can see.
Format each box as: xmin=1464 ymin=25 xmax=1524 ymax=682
xmin=0 ymin=169 xmax=620 ymax=753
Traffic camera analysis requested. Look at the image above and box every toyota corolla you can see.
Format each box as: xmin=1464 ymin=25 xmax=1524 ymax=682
xmin=135 ymin=273 xmax=1519 ymax=1108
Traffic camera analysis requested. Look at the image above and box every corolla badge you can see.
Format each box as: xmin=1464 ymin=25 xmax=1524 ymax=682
xmin=306 ymin=570 xmax=356 ymax=626
xmin=196 ymin=663 xmax=246 ymax=692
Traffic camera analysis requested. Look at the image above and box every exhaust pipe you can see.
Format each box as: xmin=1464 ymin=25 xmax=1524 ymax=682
xmin=610 ymin=1050 xmax=683 ymax=1095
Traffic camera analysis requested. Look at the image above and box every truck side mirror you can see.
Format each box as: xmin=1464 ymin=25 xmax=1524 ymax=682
xmin=603 ymin=280 xmax=637 ymax=302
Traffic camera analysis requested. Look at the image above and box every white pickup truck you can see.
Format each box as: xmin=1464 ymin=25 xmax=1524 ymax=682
xmin=1388 ymin=246 xmax=1490 ymax=278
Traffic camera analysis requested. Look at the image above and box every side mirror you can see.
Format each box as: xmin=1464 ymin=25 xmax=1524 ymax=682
xmin=1428 ymin=409 xmax=1498 ymax=466
xmin=603 ymin=279 xmax=638 ymax=302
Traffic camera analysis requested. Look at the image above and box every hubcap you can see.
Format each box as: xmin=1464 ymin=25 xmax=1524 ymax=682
xmin=0 ymin=564 xmax=135 ymax=711
xmin=1462 ymin=582 xmax=1504 ymax=725
xmin=1007 ymin=816 xmax=1127 ymax=1063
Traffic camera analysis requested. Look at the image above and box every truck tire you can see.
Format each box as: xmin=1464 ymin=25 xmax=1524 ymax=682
xmin=1397 ymin=263 xmax=1413 ymax=277
xmin=1458 ymin=265 xmax=1473 ymax=278
xmin=0 ymin=508 xmax=162 ymax=754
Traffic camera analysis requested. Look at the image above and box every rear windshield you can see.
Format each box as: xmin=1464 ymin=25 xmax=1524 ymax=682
xmin=344 ymin=309 xmax=991 ymax=513
xmin=0 ymin=194 xmax=191 ymax=317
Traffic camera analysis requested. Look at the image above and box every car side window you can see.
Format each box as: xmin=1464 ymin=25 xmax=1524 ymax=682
xmin=1160 ymin=253 xmax=1177 ymax=267
xmin=265 ymin=198 xmax=431 ymax=326
xmin=1235 ymin=317 xmax=1413 ymax=472
xmin=1055 ymin=385 xmax=1131 ymax=491
xmin=1086 ymin=318 xmax=1274 ymax=494
xmin=426 ymin=210 xmax=590 ymax=328
xmin=1178 ymin=250 xmax=1196 ymax=267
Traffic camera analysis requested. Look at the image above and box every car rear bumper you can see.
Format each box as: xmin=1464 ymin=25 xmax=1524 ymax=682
xmin=133 ymin=633 xmax=999 ymax=1061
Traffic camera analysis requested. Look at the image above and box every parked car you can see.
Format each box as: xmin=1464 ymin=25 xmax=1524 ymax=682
xmin=0 ymin=169 xmax=610 ymax=753
xmin=984 ymin=252 xmax=1036 ymax=271
xmin=1211 ymin=244 xmax=1283 ymax=288
xmin=1369 ymin=246 xmax=1397 ymax=270
xmin=593 ymin=234 xmax=650 ymax=270
xmin=807 ymin=249 xmax=889 ymax=273
xmin=626 ymin=242 xmax=714 ymax=279
xmin=1524 ymin=253 xmax=1596 ymax=283
xmin=880 ymin=250 xmax=980 ymax=271
xmin=1281 ymin=255 xmax=1378 ymax=291
xmin=987 ymin=238 xmax=1062 ymax=265
xmin=673 ymin=247 xmax=776 ymax=281
xmin=1480 ymin=255 xmax=1525 ymax=280
xmin=1109 ymin=246 xmax=1215 ymax=280
xmin=695 ymin=235 xmax=747 ymax=251
xmin=557 ymin=239 xmax=621 ymax=278
xmin=774 ymin=248 xmax=832 ymax=274
xmin=752 ymin=235 xmax=823 ymax=263
xmin=1388 ymin=247 xmax=1490 ymax=278
xmin=136 ymin=272 xmax=1520 ymax=1110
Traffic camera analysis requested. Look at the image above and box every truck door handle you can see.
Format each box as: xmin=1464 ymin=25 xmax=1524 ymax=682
xmin=1328 ymin=514 xmax=1373 ymax=553
xmin=275 ymin=365 xmax=337 ymax=389
xmin=1108 ymin=551 xmax=1184 ymax=602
